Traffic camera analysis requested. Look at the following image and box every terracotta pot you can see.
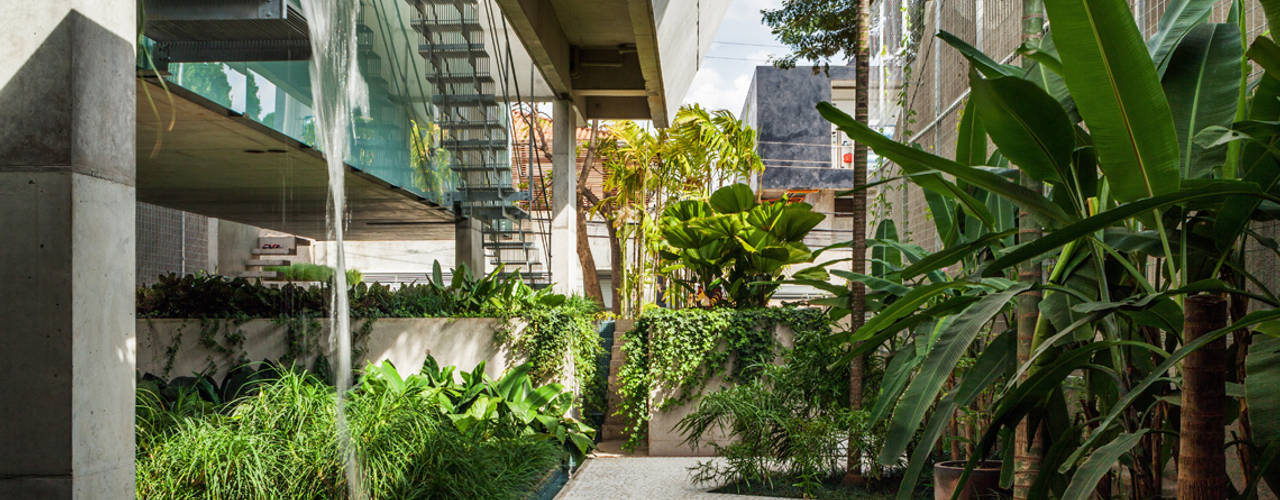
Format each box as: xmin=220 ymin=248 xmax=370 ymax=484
xmin=933 ymin=460 xmax=1007 ymax=500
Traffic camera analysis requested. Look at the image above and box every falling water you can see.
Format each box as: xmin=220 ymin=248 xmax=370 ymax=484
xmin=298 ymin=0 xmax=368 ymax=498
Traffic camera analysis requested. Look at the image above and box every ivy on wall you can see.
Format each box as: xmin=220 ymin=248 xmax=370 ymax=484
xmin=615 ymin=307 xmax=834 ymax=450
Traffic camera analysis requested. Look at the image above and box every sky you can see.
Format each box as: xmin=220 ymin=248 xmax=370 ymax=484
xmin=680 ymin=0 xmax=788 ymax=115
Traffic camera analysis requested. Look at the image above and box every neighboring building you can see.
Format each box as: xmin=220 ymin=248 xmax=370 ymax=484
xmin=740 ymin=65 xmax=861 ymax=300
xmin=742 ymin=65 xmax=858 ymax=192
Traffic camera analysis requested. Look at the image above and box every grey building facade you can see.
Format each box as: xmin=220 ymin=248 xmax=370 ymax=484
xmin=741 ymin=65 xmax=857 ymax=190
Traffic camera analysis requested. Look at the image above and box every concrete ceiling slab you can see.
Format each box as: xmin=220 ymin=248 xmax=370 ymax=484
xmin=136 ymin=76 xmax=456 ymax=240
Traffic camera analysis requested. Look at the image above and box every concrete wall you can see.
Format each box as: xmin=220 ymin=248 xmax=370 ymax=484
xmin=1 ymin=3 xmax=138 ymax=497
xmin=215 ymin=219 xmax=267 ymax=275
xmin=313 ymin=240 xmax=455 ymax=275
xmin=657 ymin=0 xmax=733 ymax=117
xmin=646 ymin=324 xmax=795 ymax=456
xmin=137 ymin=317 xmax=524 ymax=381
xmin=136 ymin=203 xmax=217 ymax=285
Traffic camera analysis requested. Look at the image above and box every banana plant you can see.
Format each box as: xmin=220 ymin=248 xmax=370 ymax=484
xmin=815 ymin=0 xmax=1280 ymax=497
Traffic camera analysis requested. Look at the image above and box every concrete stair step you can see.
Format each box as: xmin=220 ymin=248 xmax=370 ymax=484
xmin=251 ymin=247 xmax=297 ymax=256
xmin=234 ymin=270 xmax=282 ymax=279
xmin=245 ymin=259 xmax=289 ymax=267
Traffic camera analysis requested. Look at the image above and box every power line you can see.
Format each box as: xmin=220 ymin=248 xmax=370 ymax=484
xmin=705 ymin=55 xmax=775 ymax=62
xmin=712 ymin=40 xmax=788 ymax=48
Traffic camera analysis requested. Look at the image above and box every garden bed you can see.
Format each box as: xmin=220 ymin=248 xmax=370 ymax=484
xmin=137 ymin=317 xmax=523 ymax=380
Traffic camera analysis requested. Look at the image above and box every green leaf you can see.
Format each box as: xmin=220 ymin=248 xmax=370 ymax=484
xmin=1248 ymin=36 xmax=1280 ymax=76
xmin=1045 ymin=0 xmax=1182 ymax=202
xmin=1065 ymin=308 xmax=1280 ymax=471
xmin=937 ymin=30 xmax=1021 ymax=78
xmin=772 ymin=205 xmax=826 ymax=242
xmin=818 ymin=102 xmax=1070 ymax=225
xmin=878 ymin=284 xmax=1028 ymax=463
xmin=955 ymin=100 xmax=987 ymax=167
xmin=872 ymin=220 xmax=902 ymax=278
xmin=1146 ymin=0 xmax=1219 ymax=76
xmin=898 ymin=229 xmax=1016 ymax=281
xmin=1163 ymin=22 xmax=1243 ymax=179
xmin=1261 ymin=0 xmax=1280 ymax=34
xmin=968 ymin=71 xmax=1074 ymax=184
xmin=1247 ymin=335 xmax=1280 ymax=490
xmin=848 ymin=281 xmax=992 ymax=344
xmin=830 ymin=270 xmax=912 ymax=296
xmin=1064 ymin=431 xmax=1149 ymax=500
xmin=871 ymin=340 xmax=922 ymax=425
xmin=709 ymin=183 xmax=756 ymax=213
xmin=983 ymin=182 xmax=1269 ymax=276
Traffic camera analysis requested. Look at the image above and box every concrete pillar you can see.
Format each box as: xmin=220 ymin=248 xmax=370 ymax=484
xmin=550 ymin=98 xmax=582 ymax=294
xmin=455 ymin=216 xmax=485 ymax=275
xmin=0 ymin=3 xmax=137 ymax=498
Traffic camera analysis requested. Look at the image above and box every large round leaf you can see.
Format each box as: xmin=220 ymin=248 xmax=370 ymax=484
xmin=709 ymin=183 xmax=757 ymax=213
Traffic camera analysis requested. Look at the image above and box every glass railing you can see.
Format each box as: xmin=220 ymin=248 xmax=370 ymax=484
xmin=138 ymin=0 xmax=464 ymax=208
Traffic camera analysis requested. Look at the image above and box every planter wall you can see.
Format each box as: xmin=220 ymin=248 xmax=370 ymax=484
xmin=646 ymin=324 xmax=795 ymax=456
xmin=137 ymin=317 xmax=523 ymax=380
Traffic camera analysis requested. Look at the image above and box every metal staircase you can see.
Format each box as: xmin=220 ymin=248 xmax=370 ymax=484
xmin=408 ymin=0 xmax=546 ymax=284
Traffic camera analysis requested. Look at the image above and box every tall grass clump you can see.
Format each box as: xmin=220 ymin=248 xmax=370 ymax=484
xmin=136 ymin=368 xmax=563 ymax=499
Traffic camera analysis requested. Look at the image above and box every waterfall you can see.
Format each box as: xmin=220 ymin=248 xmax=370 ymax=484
xmin=298 ymin=0 xmax=369 ymax=497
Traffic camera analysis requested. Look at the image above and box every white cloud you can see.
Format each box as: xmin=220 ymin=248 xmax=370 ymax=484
xmin=683 ymin=66 xmax=755 ymax=115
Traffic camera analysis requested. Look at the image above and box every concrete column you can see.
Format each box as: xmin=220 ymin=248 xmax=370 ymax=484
xmin=550 ymin=98 xmax=582 ymax=294
xmin=0 ymin=3 xmax=137 ymax=498
xmin=454 ymin=216 xmax=485 ymax=275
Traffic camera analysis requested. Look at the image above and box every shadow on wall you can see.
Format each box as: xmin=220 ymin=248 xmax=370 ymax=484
xmin=1 ymin=8 xmax=137 ymax=498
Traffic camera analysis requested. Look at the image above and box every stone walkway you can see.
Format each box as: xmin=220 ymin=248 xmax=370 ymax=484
xmin=554 ymin=456 xmax=771 ymax=500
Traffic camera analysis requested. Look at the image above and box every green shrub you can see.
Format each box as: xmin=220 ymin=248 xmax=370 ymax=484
xmin=137 ymin=267 xmax=603 ymax=398
xmin=614 ymin=307 xmax=833 ymax=450
xmin=670 ymin=311 xmax=890 ymax=498
xmin=136 ymin=264 xmax=563 ymax=320
xmin=657 ymin=183 xmax=824 ymax=308
xmin=264 ymin=263 xmax=363 ymax=285
xmin=136 ymin=358 xmax=579 ymax=499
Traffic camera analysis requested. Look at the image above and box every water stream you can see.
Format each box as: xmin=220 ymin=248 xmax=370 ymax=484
xmin=298 ymin=0 xmax=369 ymax=498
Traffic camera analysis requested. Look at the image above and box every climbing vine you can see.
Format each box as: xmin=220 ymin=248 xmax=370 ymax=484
xmin=615 ymin=307 xmax=832 ymax=450
xmin=496 ymin=296 xmax=605 ymax=415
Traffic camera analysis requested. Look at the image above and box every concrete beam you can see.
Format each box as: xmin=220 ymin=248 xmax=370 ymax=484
xmin=494 ymin=0 xmax=573 ymax=99
xmin=549 ymin=98 xmax=581 ymax=294
xmin=0 ymin=3 xmax=137 ymax=498
xmin=583 ymin=96 xmax=652 ymax=119
xmin=572 ymin=48 xmax=647 ymax=96
xmin=626 ymin=0 xmax=669 ymax=127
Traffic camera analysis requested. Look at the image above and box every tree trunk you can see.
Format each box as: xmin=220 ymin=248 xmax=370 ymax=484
xmin=1013 ymin=2 xmax=1046 ymax=498
xmin=607 ymin=216 xmax=623 ymax=315
xmin=1178 ymin=294 xmax=1229 ymax=499
xmin=576 ymin=122 xmax=604 ymax=305
xmin=844 ymin=0 xmax=871 ymax=485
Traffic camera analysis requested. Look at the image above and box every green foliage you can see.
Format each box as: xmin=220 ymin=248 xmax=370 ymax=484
xmin=136 ymin=358 xmax=580 ymax=499
xmin=761 ymin=0 xmax=862 ymax=73
xmin=499 ymin=296 xmax=607 ymax=419
xmin=676 ymin=318 xmax=880 ymax=498
xmin=137 ymin=264 xmax=562 ymax=320
xmin=658 ymin=183 xmax=824 ymax=308
xmin=812 ymin=1 xmax=1280 ymax=497
xmin=138 ymin=266 xmax=601 ymax=403
xmin=362 ymin=358 xmax=597 ymax=463
xmin=615 ymin=307 xmax=833 ymax=451
xmin=598 ymin=106 xmax=766 ymax=317
xmin=265 ymin=263 xmax=363 ymax=285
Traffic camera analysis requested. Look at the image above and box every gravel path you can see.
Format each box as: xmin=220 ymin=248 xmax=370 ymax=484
xmin=554 ymin=456 xmax=772 ymax=500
